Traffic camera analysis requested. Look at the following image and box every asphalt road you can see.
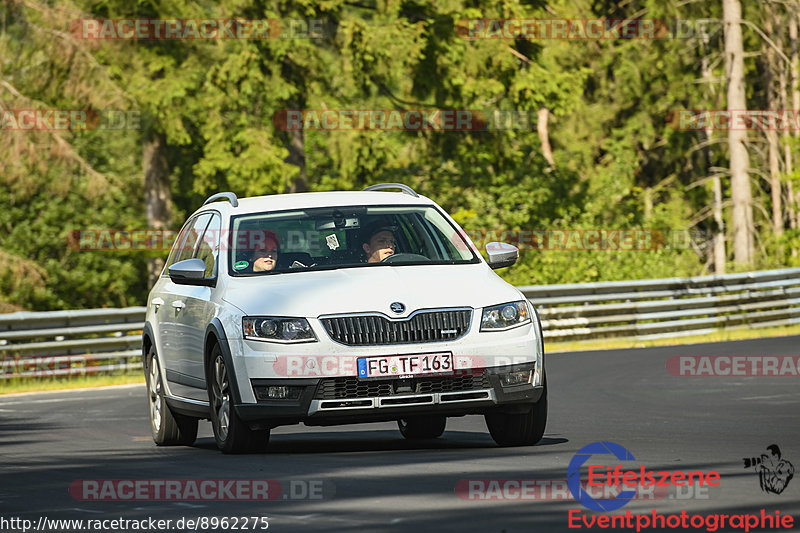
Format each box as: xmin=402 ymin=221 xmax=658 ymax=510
xmin=1 ymin=336 xmax=799 ymax=533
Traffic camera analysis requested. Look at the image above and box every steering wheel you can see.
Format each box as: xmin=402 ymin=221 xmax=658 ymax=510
xmin=381 ymin=253 xmax=430 ymax=264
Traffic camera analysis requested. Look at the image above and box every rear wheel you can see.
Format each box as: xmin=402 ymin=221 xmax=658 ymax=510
xmin=207 ymin=344 xmax=269 ymax=454
xmin=485 ymin=381 xmax=547 ymax=447
xmin=397 ymin=416 xmax=447 ymax=439
xmin=145 ymin=345 xmax=198 ymax=446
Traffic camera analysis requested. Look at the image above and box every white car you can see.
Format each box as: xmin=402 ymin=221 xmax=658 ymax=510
xmin=143 ymin=183 xmax=546 ymax=453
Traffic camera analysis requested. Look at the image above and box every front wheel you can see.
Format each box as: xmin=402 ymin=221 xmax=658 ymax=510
xmin=145 ymin=345 xmax=198 ymax=446
xmin=485 ymin=381 xmax=547 ymax=447
xmin=398 ymin=416 xmax=446 ymax=439
xmin=207 ymin=344 xmax=269 ymax=454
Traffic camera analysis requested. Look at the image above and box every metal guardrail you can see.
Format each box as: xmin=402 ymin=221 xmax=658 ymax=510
xmin=1 ymin=267 xmax=799 ymax=379
xmin=519 ymin=267 xmax=800 ymax=341
xmin=0 ymin=307 xmax=145 ymax=380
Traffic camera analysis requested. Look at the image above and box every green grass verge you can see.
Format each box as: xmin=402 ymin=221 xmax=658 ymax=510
xmin=547 ymin=324 xmax=800 ymax=353
xmin=0 ymin=370 xmax=145 ymax=395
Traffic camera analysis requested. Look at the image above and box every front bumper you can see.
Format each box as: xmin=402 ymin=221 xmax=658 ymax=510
xmin=235 ymin=363 xmax=543 ymax=428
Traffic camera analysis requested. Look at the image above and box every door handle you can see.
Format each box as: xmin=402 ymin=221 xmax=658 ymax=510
xmin=171 ymin=300 xmax=185 ymax=311
xmin=151 ymin=297 xmax=164 ymax=311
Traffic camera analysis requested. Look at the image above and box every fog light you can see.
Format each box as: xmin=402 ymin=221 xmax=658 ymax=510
xmin=253 ymin=385 xmax=303 ymax=401
xmin=499 ymin=370 xmax=533 ymax=387
xmin=269 ymin=386 xmax=289 ymax=399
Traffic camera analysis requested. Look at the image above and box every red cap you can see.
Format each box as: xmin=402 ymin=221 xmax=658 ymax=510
xmin=253 ymin=230 xmax=279 ymax=251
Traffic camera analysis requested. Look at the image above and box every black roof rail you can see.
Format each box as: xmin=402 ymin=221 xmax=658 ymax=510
xmin=362 ymin=183 xmax=419 ymax=197
xmin=203 ymin=192 xmax=239 ymax=208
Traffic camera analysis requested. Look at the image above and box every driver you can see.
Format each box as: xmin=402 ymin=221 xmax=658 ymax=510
xmin=361 ymin=221 xmax=397 ymax=263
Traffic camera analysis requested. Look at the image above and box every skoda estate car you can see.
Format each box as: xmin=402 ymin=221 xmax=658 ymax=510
xmin=143 ymin=183 xmax=546 ymax=453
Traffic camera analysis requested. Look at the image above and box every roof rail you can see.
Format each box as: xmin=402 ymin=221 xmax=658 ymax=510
xmin=362 ymin=183 xmax=419 ymax=197
xmin=203 ymin=192 xmax=239 ymax=208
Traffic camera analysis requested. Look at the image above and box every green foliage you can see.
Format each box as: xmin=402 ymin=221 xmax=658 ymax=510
xmin=0 ymin=0 xmax=795 ymax=310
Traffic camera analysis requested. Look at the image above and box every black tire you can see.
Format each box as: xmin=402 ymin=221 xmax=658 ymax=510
xmin=397 ymin=416 xmax=447 ymax=439
xmin=145 ymin=344 xmax=198 ymax=446
xmin=207 ymin=344 xmax=269 ymax=454
xmin=485 ymin=380 xmax=547 ymax=447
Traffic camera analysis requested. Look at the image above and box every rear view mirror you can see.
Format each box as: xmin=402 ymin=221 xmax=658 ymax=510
xmin=168 ymin=258 xmax=214 ymax=286
xmin=486 ymin=242 xmax=519 ymax=269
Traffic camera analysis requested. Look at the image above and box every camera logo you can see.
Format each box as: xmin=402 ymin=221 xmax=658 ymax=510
xmin=743 ymin=444 xmax=795 ymax=495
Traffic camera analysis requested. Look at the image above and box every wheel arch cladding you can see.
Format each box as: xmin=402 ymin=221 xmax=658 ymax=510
xmin=204 ymin=319 xmax=246 ymax=405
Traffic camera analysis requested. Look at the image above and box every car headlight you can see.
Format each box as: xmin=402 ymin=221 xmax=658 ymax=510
xmin=480 ymin=301 xmax=531 ymax=331
xmin=243 ymin=317 xmax=318 ymax=343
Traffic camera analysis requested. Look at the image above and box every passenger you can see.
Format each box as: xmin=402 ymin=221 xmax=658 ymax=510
xmin=252 ymin=230 xmax=280 ymax=272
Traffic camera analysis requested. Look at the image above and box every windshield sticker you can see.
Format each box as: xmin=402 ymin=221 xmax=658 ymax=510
xmin=326 ymin=233 xmax=340 ymax=250
xmin=233 ymin=260 xmax=249 ymax=270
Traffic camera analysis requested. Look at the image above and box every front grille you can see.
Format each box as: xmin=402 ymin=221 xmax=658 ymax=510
xmin=314 ymin=372 xmax=490 ymax=400
xmin=320 ymin=309 xmax=472 ymax=346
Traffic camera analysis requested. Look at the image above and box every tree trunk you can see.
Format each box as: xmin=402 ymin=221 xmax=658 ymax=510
xmin=768 ymin=128 xmax=783 ymax=235
xmin=143 ymin=129 xmax=171 ymax=285
xmin=712 ymin=175 xmax=726 ymax=272
xmin=765 ymin=6 xmax=783 ymax=236
xmin=702 ymin=43 xmax=726 ymax=273
xmin=537 ymin=107 xmax=555 ymax=167
xmin=284 ymin=127 xmax=307 ymax=193
xmin=790 ymin=8 xmax=799 ymax=232
xmin=723 ymin=0 xmax=754 ymax=266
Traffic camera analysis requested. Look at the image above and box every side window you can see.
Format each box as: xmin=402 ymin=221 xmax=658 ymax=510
xmin=164 ymin=214 xmax=212 ymax=272
xmin=196 ymin=213 xmax=221 ymax=278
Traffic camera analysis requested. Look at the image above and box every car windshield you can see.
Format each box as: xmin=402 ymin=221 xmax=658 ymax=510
xmin=229 ymin=204 xmax=479 ymax=275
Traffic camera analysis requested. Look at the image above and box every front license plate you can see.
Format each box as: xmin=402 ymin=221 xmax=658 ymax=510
xmin=357 ymin=353 xmax=454 ymax=379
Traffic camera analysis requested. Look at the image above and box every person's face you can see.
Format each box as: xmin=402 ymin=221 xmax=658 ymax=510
xmin=363 ymin=230 xmax=396 ymax=263
xmin=768 ymin=449 xmax=780 ymax=464
xmin=253 ymin=247 xmax=278 ymax=271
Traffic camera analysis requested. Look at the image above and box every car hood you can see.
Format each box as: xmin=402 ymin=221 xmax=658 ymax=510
xmin=221 ymin=263 xmax=522 ymax=317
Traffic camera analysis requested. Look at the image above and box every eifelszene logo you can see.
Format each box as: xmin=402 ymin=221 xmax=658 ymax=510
xmin=567 ymin=441 xmax=721 ymax=512
xmin=743 ymin=445 xmax=795 ymax=495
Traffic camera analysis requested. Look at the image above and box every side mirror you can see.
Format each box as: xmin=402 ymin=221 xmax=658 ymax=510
xmin=486 ymin=242 xmax=519 ymax=269
xmin=168 ymin=258 xmax=214 ymax=286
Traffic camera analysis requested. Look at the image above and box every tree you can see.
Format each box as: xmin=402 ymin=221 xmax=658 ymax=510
xmin=723 ymin=0 xmax=755 ymax=266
